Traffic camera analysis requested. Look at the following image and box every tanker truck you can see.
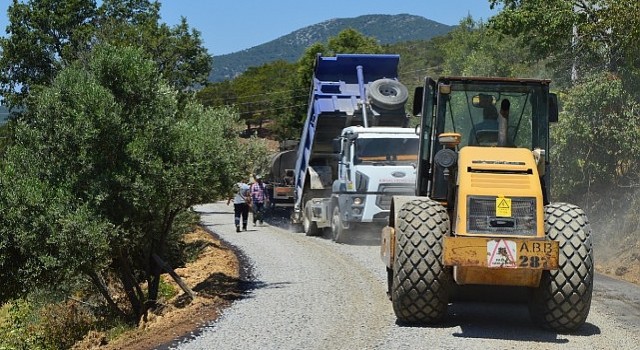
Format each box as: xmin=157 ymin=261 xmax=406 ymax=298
xmin=266 ymin=140 xmax=298 ymax=208
xmin=291 ymin=54 xmax=419 ymax=243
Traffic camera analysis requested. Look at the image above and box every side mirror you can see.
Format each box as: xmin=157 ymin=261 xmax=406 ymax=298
xmin=549 ymin=93 xmax=558 ymax=123
xmin=412 ymin=86 xmax=424 ymax=117
xmin=332 ymin=138 xmax=341 ymax=153
xmin=345 ymin=132 xmax=358 ymax=141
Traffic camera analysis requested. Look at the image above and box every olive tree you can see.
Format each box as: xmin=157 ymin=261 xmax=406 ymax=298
xmin=0 ymin=44 xmax=241 ymax=322
xmin=0 ymin=0 xmax=211 ymax=108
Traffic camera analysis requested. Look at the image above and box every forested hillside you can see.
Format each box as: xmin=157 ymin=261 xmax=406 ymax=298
xmin=210 ymin=14 xmax=452 ymax=81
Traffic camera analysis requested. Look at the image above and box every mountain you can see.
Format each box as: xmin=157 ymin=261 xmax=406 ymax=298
xmin=210 ymin=14 xmax=453 ymax=82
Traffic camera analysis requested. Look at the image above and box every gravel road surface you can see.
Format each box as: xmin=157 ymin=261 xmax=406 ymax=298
xmin=171 ymin=201 xmax=640 ymax=350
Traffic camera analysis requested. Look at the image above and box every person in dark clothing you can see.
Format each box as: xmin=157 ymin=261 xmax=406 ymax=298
xmin=227 ymin=181 xmax=250 ymax=232
xmin=472 ymin=105 xmax=499 ymax=145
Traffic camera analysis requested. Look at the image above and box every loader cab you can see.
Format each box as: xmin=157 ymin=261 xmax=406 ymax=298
xmin=414 ymin=77 xmax=557 ymax=202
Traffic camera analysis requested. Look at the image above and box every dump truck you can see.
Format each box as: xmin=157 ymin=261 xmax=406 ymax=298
xmin=381 ymin=76 xmax=593 ymax=332
xmin=291 ymin=54 xmax=420 ymax=243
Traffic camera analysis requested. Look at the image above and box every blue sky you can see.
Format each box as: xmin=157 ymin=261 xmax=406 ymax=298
xmin=1 ymin=0 xmax=500 ymax=56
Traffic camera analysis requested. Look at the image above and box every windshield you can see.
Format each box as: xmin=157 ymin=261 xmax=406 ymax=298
xmin=439 ymin=83 xmax=548 ymax=150
xmin=354 ymin=137 xmax=419 ymax=165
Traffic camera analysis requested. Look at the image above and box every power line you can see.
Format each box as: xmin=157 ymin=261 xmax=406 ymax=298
xmin=206 ymin=87 xmax=304 ymax=102
xmin=210 ymin=66 xmax=438 ymax=104
xmin=237 ymin=103 xmax=308 ymax=116
xmin=208 ymin=65 xmax=441 ymax=114
xmin=229 ymin=93 xmax=309 ymax=107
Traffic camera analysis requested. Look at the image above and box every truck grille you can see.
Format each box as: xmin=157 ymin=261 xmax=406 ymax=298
xmin=470 ymin=173 xmax=531 ymax=190
xmin=376 ymin=184 xmax=415 ymax=210
xmin=467 ymin=196 xmax=536 ymax=235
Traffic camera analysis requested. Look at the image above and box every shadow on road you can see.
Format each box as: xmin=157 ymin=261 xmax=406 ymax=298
xmin=263 ymin=206 xmax=383 ymax=246
xmin=450 ymin=302 xmax=600 ymax=342
xmin=396 ymin=301 xmax=601 ymax=343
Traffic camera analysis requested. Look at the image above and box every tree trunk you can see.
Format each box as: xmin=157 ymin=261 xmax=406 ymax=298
xmin=152 ymin=253 xmax=196 ymax=300
xmin=147 ymin=251 xmax=163 ymax=309
xmin=88 ymin=270 xmax=128 ymax=320
xmin=117 ymin=254 xmax=143 ymax=320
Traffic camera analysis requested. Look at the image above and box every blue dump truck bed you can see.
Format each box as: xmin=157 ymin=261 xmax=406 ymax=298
xmin=313 ymin=54 xmax=400 ymax=83
xmin=293 ymin=54 xmax=409 ymax=217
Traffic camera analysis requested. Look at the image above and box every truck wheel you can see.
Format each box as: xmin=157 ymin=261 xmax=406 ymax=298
xmin=331 ymin=206 xmax=348 ymax=243
xmin=367 ymin=78 xmax=409 ymax=110
xmin=529 ymin=202 xmax=594 ymax=333
xmin=303 ymin=203 xmax=320 ymax=236
xmin=391 ymin=198 xmax=452 ymax=324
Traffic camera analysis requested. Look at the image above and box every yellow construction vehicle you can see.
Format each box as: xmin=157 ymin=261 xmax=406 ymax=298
xmin=381 ymin=77 xmax=593 ymax=332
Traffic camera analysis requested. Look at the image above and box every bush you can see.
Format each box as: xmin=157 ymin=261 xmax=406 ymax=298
xmin=0 ymin=298 xmax=94 ymax=350
xmin=551 ymin=72 xmax=640 ymax=202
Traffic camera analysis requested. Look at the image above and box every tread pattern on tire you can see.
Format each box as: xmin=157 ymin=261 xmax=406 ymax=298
xmin=391 ymin=198 xmax=452 ymax=324
xmin=530 ymin=202 xmax=594 ymax=332
xmin=303 ymin=203 xmax=320 ymax=236
xmin=331 ymin=206 xmax=347 ymax=243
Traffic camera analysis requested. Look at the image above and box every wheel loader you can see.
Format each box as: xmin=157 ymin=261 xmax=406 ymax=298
xmin=380 ymin=77 xmax=593 ymax=332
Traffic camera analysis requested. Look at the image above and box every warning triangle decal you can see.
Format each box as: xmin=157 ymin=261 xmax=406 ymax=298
xmin=487 ymin=239 xmax=517 ymax=268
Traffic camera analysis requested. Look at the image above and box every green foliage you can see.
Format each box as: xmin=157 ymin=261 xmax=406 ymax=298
xmin=489 ymin=0 xmax=640 ymax=85
xmin=326 ymin=28 xmax=383 ymax=55
xmin=181 ymin=239 xmax=211 ymax=264
xmin=0 ymin=0 xmax=97 ymax=105
xmin=199 ymin=28 xmax=387 ymax=141
xmin=197 ymin=60 xmax=298 ymax=138
xmin=240 ymin=136 xmax=273 ymax=180
xmin=551 ymin=72 xmax=640 ymax=201
xmin=0 ymin=44 xmax=242 ymax=323
xmin=0 ymin=298 xmax=94 ymax=350
xmin=387 ymin=38 xmax=446 ymax=85
xmin=157 ymin=279 xmax=178 ymax=301
xmin=233 ymin=61 xmax=297 ymax=130
xmin=196 ymin=80 xmax=235 ymax=109
xmin=439 ymin=16 xmax=542 ymax=78
xmin=0 ymin=0 xmax=211 ymax=107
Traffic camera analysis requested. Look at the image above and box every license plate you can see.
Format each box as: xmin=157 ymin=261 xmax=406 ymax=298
xmin=443 ymin=236 xmax=559 ymax=269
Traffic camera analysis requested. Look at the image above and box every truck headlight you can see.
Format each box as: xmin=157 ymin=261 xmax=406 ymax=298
xmin=353 ymin=197 xmax=363 ymax=205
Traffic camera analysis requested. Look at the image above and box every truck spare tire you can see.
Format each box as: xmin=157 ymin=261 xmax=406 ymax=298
xmin=367 ymin=78 xmax=409 ymax=110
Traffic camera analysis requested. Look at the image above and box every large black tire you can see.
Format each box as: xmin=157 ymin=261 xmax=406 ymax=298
xmin=290 ymin=223 xmax=304 ymax=233
xmin=331 ymin=206 xmax=348 ymax=243
xmin=367 ymin=78 xmax=409 ymax=110
xmin=303 ymin=202 xmax=320 ymax=236
xmin=529 ymin=202 xmax=594 ymax=332
xmin=391 ymin=198 xmax=452 ymax=324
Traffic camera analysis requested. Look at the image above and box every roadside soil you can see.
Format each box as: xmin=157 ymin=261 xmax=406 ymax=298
xmin=73 ymin=226 xmax=243 ymax=350
xmin=597 ymin=242 xmax=640 ymax=285
xmin=75 ymin=216 xmax=639 ymax=349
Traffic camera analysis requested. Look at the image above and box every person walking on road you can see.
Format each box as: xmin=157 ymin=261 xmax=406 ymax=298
xmin=227 ymin=181 xmax=250 ymax=232
xmin=250 ymin=174 xmax=269 ymax=226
